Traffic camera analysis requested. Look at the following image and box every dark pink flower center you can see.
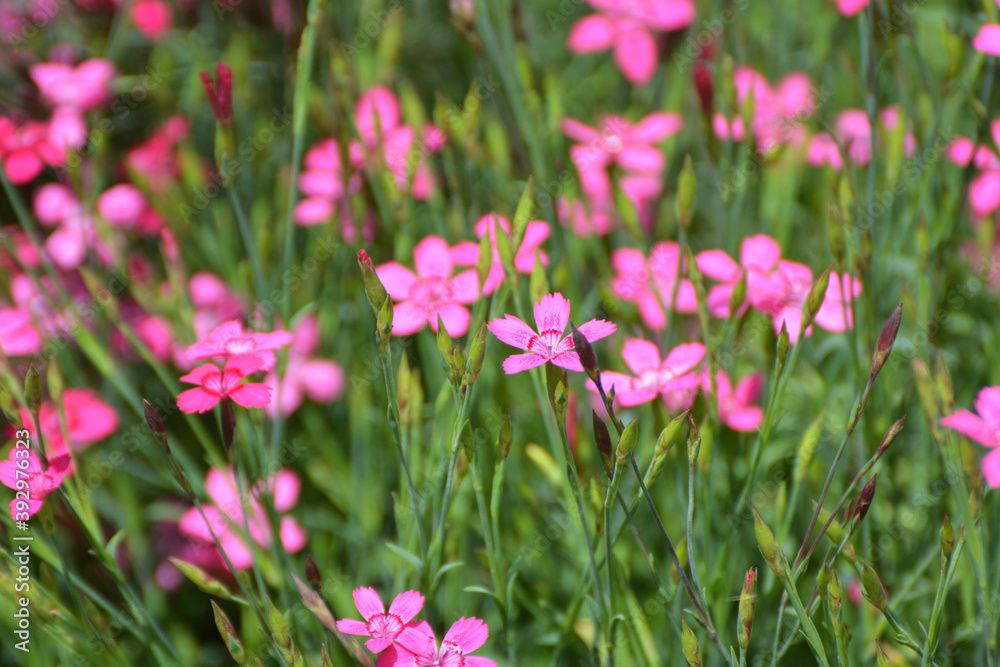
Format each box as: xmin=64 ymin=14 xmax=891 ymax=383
xmin=418 ymin=642 xmax=466 ymax=667
xmin=410 ymin=277 xmax=454 ymax=310
xmin=365 ymin=612 xmax=403 ymax=639
xmin=526 ymin=328 xmax=568 ymax=358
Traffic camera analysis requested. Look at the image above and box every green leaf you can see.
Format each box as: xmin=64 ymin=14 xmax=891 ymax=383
xmin=432 ymin=561 xmax=464 ymax=591
xmin=168 ymin=557 xmax=233 ymax=600
xmin=385 ymin=542 xmax=424 ymax=572
xmin=464 ymin=585 xmax=503 ymax=607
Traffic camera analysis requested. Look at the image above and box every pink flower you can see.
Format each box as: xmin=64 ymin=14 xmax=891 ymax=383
xmin=264 ymin=315 xmax=345 ymax=417
xmin=0 ymin=449 xmax=70 ymax=519
xmin=705 ymin=370 xmax=764 ymax=432
xmin=487 ymin=292 xmax=616 ymax=374
xmin=589 ymin=339 xmax=704 ymax=407
xmin=394 ymin=616 xmax=496 ymax=667
xmin=127 ymin=116 xmax=189 ymax=193
xmin=940 ymin=386 xmax=1000 ymax=487
xmin=0 ymin=118 xmax=64 ymax=184
xmin=177 ymin=467 xmax=307 ymax=570
xmin=185 ymin=320 xmax=293 ymax=371
xmin=375 ymin=236 xmax=480 ymax=337
xmin=563 ymin=113 xmax=683 ymax=180
xmin=610 ymin=242 xmax=697 ymax=331
xmin=32 ymin=183 xmax=113 ymax=269
xmin=201 ymin=63 xmax=233 ymax=125
xmin=713 ymin=68 xmax=815 ymax=151
xmin=0 ymin=307 xmax=43 ymax=356
xmin=18 ymin=388 xmax=118 ymax=459
xmin=29 ymin=58 xmax=115 ymax=112
xmin=130 ymin=0 xmax=172 ymax=40
xmin=177 ymin=355 xmax=273 ymax=414
xmin=974 ymin=25 xmax=1000 ymax=56
xmin=188 ymin=273 xmax=245 ymax=341
xmin=837 ymin=0 xmax=868 ymax=18
xmin=809 ymin=108 xmax=915 ymax=169
xmin=450 ymin=213 xmax=551 ymax=295
xmin=336 ymin=588 xmax=425 ymax=656
xmin=696 ymin=234 xmax=783 ymax=317
xmin=754 ymin=263 xmax=862 ymax=343
xmin=557 ymin=196 xmax=615 ymax=237
xmin=97 ymin=184 xmax=152 ymax=229
xmin=567 ymin=0 xmax=696 ymax=85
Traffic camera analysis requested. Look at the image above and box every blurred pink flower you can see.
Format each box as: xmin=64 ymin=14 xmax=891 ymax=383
xmin=177 ymin=467 xmax=307 ymax=570
xmin=451 ymin=213 xmax=551 ymax=295
xmin=394 ymin=616 xmax=496 ymax=667
xmin=557 ymin=196 xmax=615 ymax=237
xmin=940 ymin=386 xmax=1000 ymax=487
xmin=567 ymin=0 xmax=696 ymax=85
xmin=712 ymin=67 xmax=815 ymax=151
xmin=188 ymin=273 xmax=246 ymax=341
xmin=696 ymin=234 xmax=783 ymax=317
xmin=264 ymin=315 xmax=345 ymax=417
xmin=185 ymin=320 xmax=293 ymax=370
xmin=487 ymin=292 xmax=616 ymax=374
xmin=29 ymin=58 xmax=115 ymax=112
xmin=177 ymin=354 xmax=273 ymax=413
xmin=837 ymin=0 xmax=868 ymax=18
xmin=17 ymin=388 xmax=119 ymax=460
xmin=130 ymin=0 xmax=172 ymax=40
xmin=589 ymin=339 xmax=704 ymax=407
xmin=974 ymin=22 xmax=1000 ymax=56
xmin=808 ymin=107 xmax=915 ymax=169
xmin=610 ymin=242 xmax=697 ymax=331
xmin=705 ymin=370 xmax=764 ymax=432
xmin=0 ymin=118 xmax=65 ymax=184
xmin=127 ymin=115 xmax=189 ymax=193
xmin=0 ymin=450 xmax=70 ymax=519
xmin=563 ymin=113 xmax=683 ymax=180
xmin=754 ymin=263 xmax=862 ymax=343
xmin=336 ymin=588 xmax=425 ymax=656
xmin=375 ymin=236 xmax=479 ymax=337
xmin=0 ymin=307 xmax=43 ymax=356
xmin=32 ymin=183 xmax=113 ymax=269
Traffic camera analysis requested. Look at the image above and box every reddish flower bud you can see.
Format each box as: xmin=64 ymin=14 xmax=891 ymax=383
xmin=201 ymin=62 xmax=233 ymax=124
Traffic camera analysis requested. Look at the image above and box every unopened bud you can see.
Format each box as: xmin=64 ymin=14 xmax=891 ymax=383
xmin=686 ymin=416 xmax=700 ymax=468
xmin=813 ymin=501 xmax=857 ymax=564
xmin=358 ymin=250 xmax=388 ymax=313
xmin=466 ymin=322 xmax=487 ymax=384
xmin=729 ymin=270 xmax=748 ymax=316
xmin=681 ymin=619 xmax=702 ymax=667
xmin=656 ymin=411 xmax=688 ymax=456
xmin=753 ymin=508 xmax=785 ymax=579
xmin=828 ymin=568 xmax=843 ymax=623
xmin=436 ymin=315 xmax=455 ymax=371
xmin=776 ymin=322 xmax=790 ymax=362
xmin=801 ymin=266 xmax=832 ymax=331
xmin=875 ymin=642 xmax=892 ymax=667
xmin=816 ymin=564 xmax=831 ymax=600
xmin=871 ymin=303 xmax=902 ymax=379
xmin=530 ymin=251 xmax=549 ymax=304
xmin=852 ymin=473 xmax=878 ymax=525
xmin=499 ymin=410 xmax=512 ymax=459
xmin=592 ymin=411 xmax=614 ymax=477
xmin=267 ymin=596 xmax=292 ymax=653
xmin=875 ymin=416 xmax=905 ymax=459
xmin=738 ymin=568 xmax=757 ymax=650
xmin=940 ymin=515 xmax=955 ymax=558
xmin=377 ymin=296 xmax=394 ymax=345
xmin=475 ymin=232 xmax=493 ymax=291
xmin=24 ymin=366 xmax=42 ymax=416
xmin=676 ymin=155 xmax=696 ymax=230
xmin=569 ymin=321 xmax=600 ymax=383
xmin=794 ymin=412 xmax=824 ymax=485
xmin=615 ymin=418 xmax=639 ymax=465
xmin=861 ymin=561 xmax=887 ymax=611
xmin=211 ymin=600 xmax=246 ymax=665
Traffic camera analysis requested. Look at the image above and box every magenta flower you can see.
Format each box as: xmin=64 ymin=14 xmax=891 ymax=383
xmin=451 ymin=213 xmax=551 ymax=295
xmin=557 ymin=196 xmax=615 ymax=237
xmin=17 ymin=388 xmax=118 ymax=460
xmin=488 ymin=292 xmax=616 ymax=374
xmin=754 ymin=262 xmax=862 ymax=344
xmin=712 ymin=67 xmax=815 ymax=152
xmin=264 ymin=315 xmax=346 ymax=418
xmin=940 ymin=387 xmax=1000 ymax=487
xmin=126 ymin=115 xmax=189 ymax=194
xmin=563 ymin=113 xmax=683 ymax=179
xmin=610 ymin=242 xmax=697 ymax=331
xmin=837 ymin=0 xmax=868 ymax=17
xmin=0 ymin=449 xmax=70 ymax=519
xmin=975 ymin=24 xmax=1000 ymax=56
xmin=0 ymin=118 xmax=65 ymax=185
xmin=200 ymin=62 xmax=233 ymax=124
xmin=29 ymin=58 xmax=115 ymax=112
xmin=177 ymin=467 xmax=307 ymax=570
xmin=807 ymin=107 xmax=915 ymax=170
xmin=185 ymin=320 xmax=293 ymax=371
xmin=567 ymin=0 xmax=696 ymax=85
xmin=130 ymin=0 xmax=172 ymax=40
xmin=588 ymin=339 xmax=704 ymax=407
xmin=188 ymin=273 xmax=246 ymax=342
xmin=705 ymin=370 xmax=764 ymax=432
xmin=336 ymin=588 xmax=425 ymax=655
xmin=394 ymin=616 xmax=496 ymax=667
xmin=0 ymin=307 xmax=43 ymax=356
xmin=294 ymin=139 xmax=348 ymax=226
xmin=696 ymin=234 xmax=783 ymax=317
xmin=177 ymin=355 xmax=273 ymax=414
xmin=375 ymin=236 xmax=480 ymax=337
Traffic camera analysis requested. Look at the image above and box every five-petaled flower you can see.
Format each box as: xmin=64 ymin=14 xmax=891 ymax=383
xmin=336 ymin=588 xmax=425 ymax=657
xmin=487 ymin=292 xmax=616 ymax=374
xmin=185 ymin=320 xmax=293 ymax=371
xmin=176 ymin=354 xmax=272 ymax=413
xmin=588 ymin=339 xmax=704 ymax=406
xmin=0 ymin=449 xmax=70 ymax=519
xmin=940 ymin=386 xmax=1000 ymax=487
xmin=394 ymin=616 xmax=497 ymax=667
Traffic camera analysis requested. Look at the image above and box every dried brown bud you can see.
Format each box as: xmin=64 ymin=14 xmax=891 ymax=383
xmin=306 ymin=555 xmax=321 ymax=588
xmin=592 ymin=410 xmax=614 ymax=477
xmin=853 ymin=473 xmax=878 ymax=525
xmin=570 ymin=321 xmax=600 ymax=383
xmin=875 ymin=415 xmax=906 ymax=459
xmin=871 ymin=303 xmax=902 ymax=378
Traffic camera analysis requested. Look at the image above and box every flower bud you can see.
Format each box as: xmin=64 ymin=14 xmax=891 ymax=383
xmin=875 ymin=416 xmax=905 ymax=460
xmin=475 ymin=232 xmax=493 ymax=291
xmin=656 ymin=410 xmax=688 ymax=456
xmin=816 ymin=564 xmax=831 ymax=600
xmin=24 ymin=365 xmax=42 ymax=416
xmin=615 ymin=418 xmax=639 ymax=465
xmin=569 ymin=321 xmax=600 ymax=384
xmin=671 ymin=535 xmax=688 ymax=584
xmin=776 ymin=321 xmax=790 ymax=363
xmin=358 ymin=250 xmax=388 ymax=313
xmin=267 ymin=596 xmax=292 ymax=654
xmin=861 ymin=561 xmax=887 ymax=612
xmin=201 ymin=63 xmax=233 ymax=125
xmin=530 ymin=250 xmax=549 ymax=305
xmin=211 ymin=600 xmax=246 ymax=665
xmin=686 ymin=417 xmax=701 ymax=468
xmin=828 ymin=568 xmax=843 ymax=628
xmin=306 ymin=554 xmax=321 ymax=589
xmin=940 ymin=515 xmax=955 ymax=558
xmin=753 ymin=508 xmax=785 ymax=579
xmin=592 ymin=411 xmax=614 ymax=478
xmin=498 ymin=410 xmax=512 ymax=460
xmin=676 ymin=154 xmax=696 ymax=230
xmin=813 ymin=501 xmax=857 ymax=564
xmin=435 ymin=315 xmax=455 ymax=369
xmin=794 ymin=412 xmax=824 ymax=486
xmin=875 ymin=642 xmax=892 ymax=667
xmin=738 ymin=568 xmax=757 ymax=650
xmin=801 ymin=266 xmax=831 ymax=332
xmin=170 ymin=558 xmax=233 ymax=600
xmin=466 ymin=322 xmax=487 ymax=384
xmin=729 ymin=270 xmax=748 ymax=316
xmin=871 ymin=303 xmax=902 ymax=379
xmin=681 ymin=619 xmax=702 ymax=667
